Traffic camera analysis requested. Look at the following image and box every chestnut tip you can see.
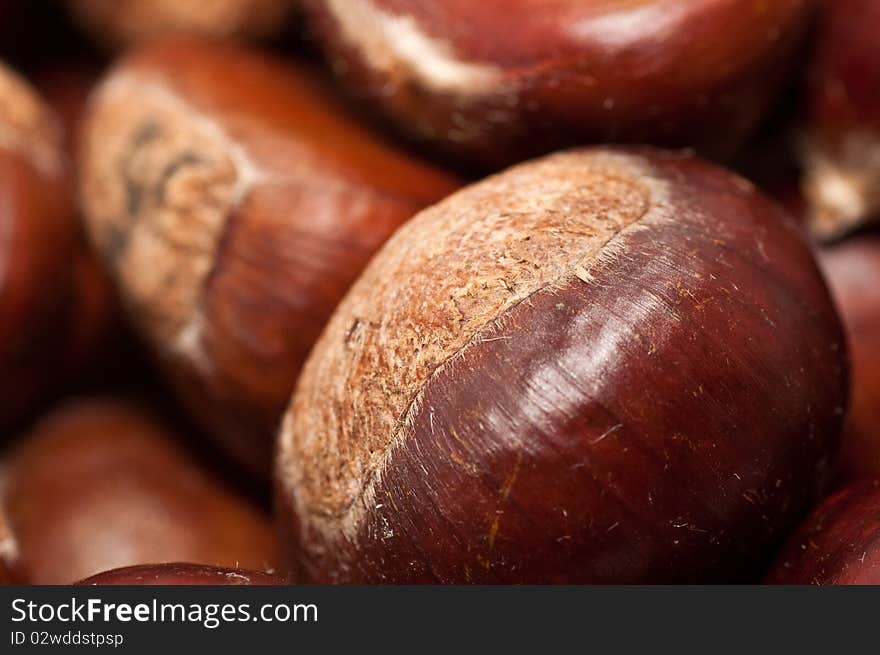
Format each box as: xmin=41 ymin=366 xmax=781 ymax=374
xmin=1 ymin=398 xmax=282 ymax=584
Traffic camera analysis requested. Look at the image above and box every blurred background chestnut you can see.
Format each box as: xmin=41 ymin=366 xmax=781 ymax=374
xmin=767 ymin=478 xmax=880 ymax=584
xmin=0 ymin=61 xmax=117 ymax=434
xmin=302 ymin=0 xmax=815 ymax=170
xmin=800 ymin=0 xmax=880 ymax=240
xmin=0 ymin=399 xmax=281 ymax=584
xmin=819 ymin=236 xmax=880 ymax=482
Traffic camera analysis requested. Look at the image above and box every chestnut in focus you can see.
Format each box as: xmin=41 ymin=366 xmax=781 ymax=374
xmin=0 ymin=399 xmax=280 ymax=585
xmin=302 ymin=0 xmax=814 ymax=170
xmin=65 ymin=0 xmax=297 ymax=49
xmin=277 ymin=147 xmax=847 ymax=584
xmin=819 ymin=236 xmax=880 ymax=481
xmin=78 ymin=563 xmax=284 ymax=585
xmin=767 ymin=479 xmax=880 ymax=584
xmin=800 ymin=0 xmax=880 ymax=240
xmin=78 ymin=39 xmax=460 ymax=476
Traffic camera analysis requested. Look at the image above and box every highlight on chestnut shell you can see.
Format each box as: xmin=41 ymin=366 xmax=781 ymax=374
xmin=77 ymin=563 xmax=285 ymax=586
xmin=302 ymin=0 xmax=815 ymax=169
xmin=767 ymin=479 xmax=880 ymax=584
xmin=276 ymin=147 xmax=848 ymax=584
xmin=78 ymin=38 xmax=460 ymax=477
xmin=0 ymin=399 xmax=280 ymax=584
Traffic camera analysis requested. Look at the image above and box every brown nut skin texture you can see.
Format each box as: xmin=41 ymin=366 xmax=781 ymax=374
xmin=303 ymin=0 xmax=813 ymax=171
xmin=801 ymin=0 xmax=880 ymax=240
xmin=277 ymin=147 xmax=847 ymax=584
xmin=77 ymin=563 xmax=284 ymax=586
xmin=819 ymin=237 xmax=880 ymax=482
xmin=767 ymin=479 xmax=880 ymax=584
xmin=79 ymin=39 xmax=460 ymax=477
xmin=65 ymin=0 xmax=296 ymax=49
xmin=0 ymin=400 xmax=281 ymax=585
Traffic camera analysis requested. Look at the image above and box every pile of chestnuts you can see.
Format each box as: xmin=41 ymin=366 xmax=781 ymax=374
xmin=0 ymin=0 xmax=879 ymax=586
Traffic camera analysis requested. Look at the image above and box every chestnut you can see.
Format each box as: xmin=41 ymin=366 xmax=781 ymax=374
xmin=276 ymin=147 xmax=847 ymax=584
xmin=766 ymin=479 xmax=880 ymax=584
xmin=0 ymin=399 xmax=281 ymax=585
xmin=301 ymin=0 xmax=814 ymax=170
xmin=800 ymin=0 xmax=880 ymax=240
xmin=79 ymin=38 xmax=459 ymax=476
xmin=78 ymin=563 xmax=284 ymax=585
xmin=819 ymin=236 xmax=880 ymax=481
xmin=65 ymin=0 xmax=297 ymax=49
xmin=0 ymin=59 xmax=123 ymax=431
xmin=0 ymin=64 xmax=87 ymax=433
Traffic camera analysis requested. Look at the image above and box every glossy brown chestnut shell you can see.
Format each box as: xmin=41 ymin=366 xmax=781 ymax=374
xmin=276 ymin=147 xmax=847 ymax=584
xmin=800 ymin=0 xmax=880 ymax=240
xmin=302 ymin=0 xmax=814 ymax=170
xmin=767 ymin=479 xmax=880 ymax=584
xmin=79 ymin=39 xmax=460 ymax=476
xmin=0 ymin=399 xmax=280 ymax=584
xmin=78 ymin=563 xmax=284 ymax=585
xmin=819 ymin=236 xmax=880 ymax=481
